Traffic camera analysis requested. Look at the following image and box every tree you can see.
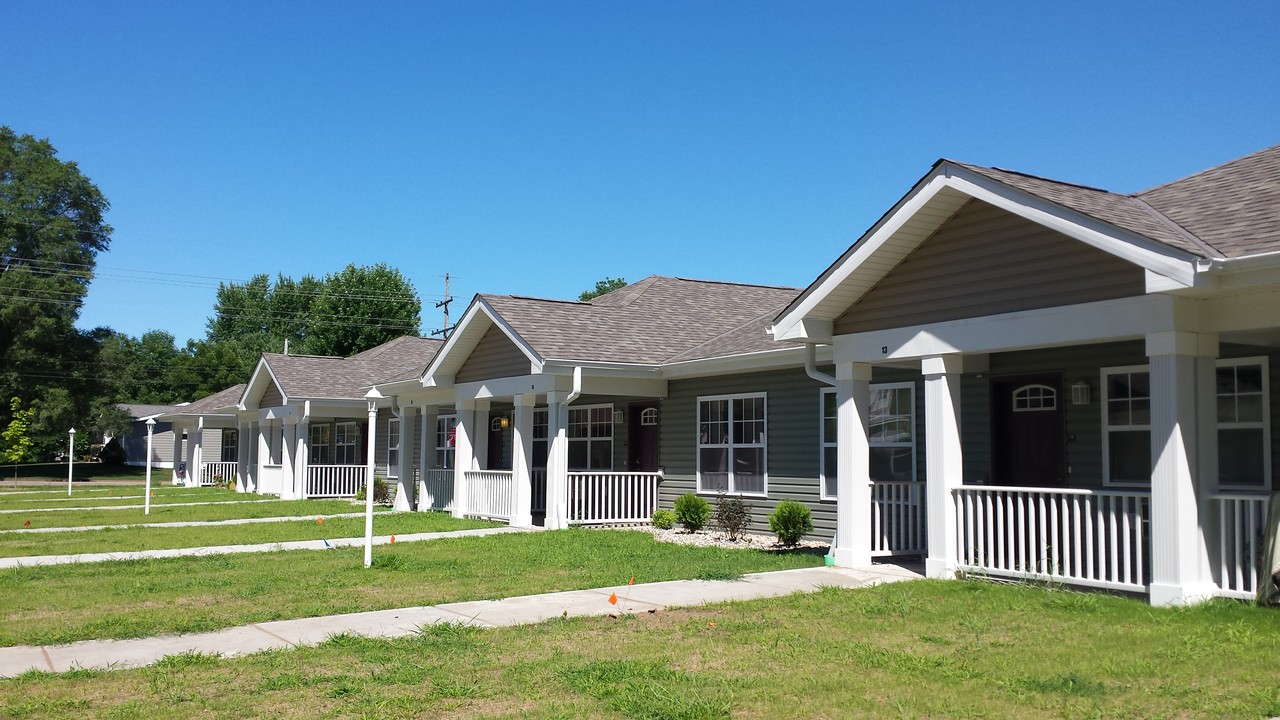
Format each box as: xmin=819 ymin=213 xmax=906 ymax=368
xmin=304 ymin=263 xmax=421 ymax=357
xmin=1 ymin=397 xmax=34 ymax=465
xmin=99 ymin=329 xmax=186 ymax=404
xmin=0 ymin=127 xmax=112 ymax=458
xmin=579 ymin=276 xmax=627 ymax=301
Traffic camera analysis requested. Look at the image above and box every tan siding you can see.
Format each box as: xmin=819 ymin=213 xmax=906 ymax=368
xmin=260 ymin=382 xmax=284 ymax=408
xmin=834 ymin=200 xmax=1146 ymax=334
xmin=455 ymin=326 xmax=531 ymax=383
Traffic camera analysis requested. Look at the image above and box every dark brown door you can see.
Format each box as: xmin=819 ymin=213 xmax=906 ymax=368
xmin=991 ymin=374 xmax=1065 ymax=487
xmin=487 ymin=413 xmax=510 ymax=470
xmin=628 ymin=403 xmax=660 ymax=472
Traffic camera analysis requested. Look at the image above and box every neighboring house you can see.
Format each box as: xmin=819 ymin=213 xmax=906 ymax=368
xmin=156 ymin=386 xmax=245 ymax=487
xmin=111 ymin=403 xmax=179 ymax=468
xmin=771 ymin=144 xmax=1280 ymax=605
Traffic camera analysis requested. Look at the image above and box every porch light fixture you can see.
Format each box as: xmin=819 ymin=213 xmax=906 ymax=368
xmin=1071 ymin=381 xmax=1091 ymax=406
xmin=613 ymin=410 xmax=625 ymax=425
xmin=491 ymin=416 xmax=509 ymax=431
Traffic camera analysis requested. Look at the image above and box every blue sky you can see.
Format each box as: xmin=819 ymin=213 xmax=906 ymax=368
xmin=4 ymin=1 xmax=1277 ymax=344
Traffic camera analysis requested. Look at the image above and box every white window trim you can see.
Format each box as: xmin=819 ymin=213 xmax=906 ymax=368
xmin=335 ymin=421 xmax=360 ymax=466
xmin=386 ymin=417 xmax=400 ymax=479
xmin=435 ymin=414 xmax=457 ymax=470
xmin=1102 ymin=359 xmax=1271 ymax=489
xmin=568 ymin=403 xmax=614 ymax=471
xmin=697 ymin=392 xmax=768 ymax=497
xmin=309 ymin=423 xmax=331 ymax=465
xmin=221 ymin=430 xmax=238 ymax=463
xmin=820 ymin=388 xmax=837 ymax=501
xmin=869 ymin=381 xmax=917 ymax=486
xmin=1012 ymin=384 xmax=1057 ymax=412
xmin=1217 ymin=356 xmax=1271 ymax=491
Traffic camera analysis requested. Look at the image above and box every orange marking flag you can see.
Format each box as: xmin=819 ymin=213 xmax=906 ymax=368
xmin=608 ymin=592 xmax=618 ymax=605
xmin=391 ymin=535 xmax=396 ymax=543
xmin=628 ymin=577 xmax=635 ymax=585
xmin=23 ymin=521 xmax=30 ymax=528
xmin=316 ymin=517 xmax=324 ymax=524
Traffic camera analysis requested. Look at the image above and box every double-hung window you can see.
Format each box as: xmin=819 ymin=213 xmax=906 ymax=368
xmin=221 ymin=430 xmax=238 ymax=463
xmin=310 ymin=424 xmax=331 ymax=464
xmin=698 ymin=393 xmax=766 ymax=495
xmin=435 ymin=415 xmax=456 ymax=469
xmin=1102 ymin=366 xmax=1152 ymax=485
xmin=820 ymin=389 xmax=838 ymax=500
xmin=335 ymin=421 xmax=359 ymax=465
xmin=819 ymin=384 xmax=916 ymax=501
xmin=532 ymin=409 xmax=549 ymax=470
xmin=386 ymin=418 xmax=400 ymax=478
xmin=568 ymin=405 xmax=612 ymax=470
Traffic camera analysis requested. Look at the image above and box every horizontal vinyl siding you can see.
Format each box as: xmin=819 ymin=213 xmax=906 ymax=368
xmin=260 ymin=383 xmax=284 ymax=408
xmin=834 ymin=200 xmax=1146 ymax=334
xmin=456 ymin=326 xmax=531 ymax=383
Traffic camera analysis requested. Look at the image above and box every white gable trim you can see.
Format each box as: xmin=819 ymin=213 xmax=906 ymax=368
xmin=772 ymin=164 xmax=1203 ymax=342
xmin=239 ymin=358 xmax=287 ymax=410
xmin=421 ymin=297 xmax=544 ymax=388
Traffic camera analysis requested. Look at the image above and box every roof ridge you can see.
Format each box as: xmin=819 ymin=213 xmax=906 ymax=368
xmin=1134 ymin=144 xmax=1280 ymax=196
xmin=671 ymin=276 xmax=801 ymax=291
xmin=664 ymin=306 xmax=785 ymax=362
xmin=958 ymin=161 xmax=1113 ymax=194
xmin=1126 ymin=195 xmax=1225 ymax=259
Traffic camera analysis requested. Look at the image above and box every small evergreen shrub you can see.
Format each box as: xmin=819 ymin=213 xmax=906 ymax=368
xmin=714 ymin=496 xmax=751 ymax=541
xmin=768 ymin=500 xmax=813 ymax=546
xmin=674 ymin=493 xmax=711 ymax=532
xmin=651 ymin=508 xmax=676 ymax=529
xmin=355 ymin=477 xmax=391 ymax=504
xmin=99 ymin=437 xmax=126 ymax=465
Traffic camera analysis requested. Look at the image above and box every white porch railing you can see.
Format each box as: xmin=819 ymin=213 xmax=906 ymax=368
xmin=567 ymin=472 xmax=660 ymax=525
xmin=465 ymin=470 xmax=514 ymax=520
xmin=418 ymin=468 xmax=456 ymax=512
xmin=201 ymin=462 xmax=237 ymax=486
xmin=954 ymin=486 xmax=1151 ymax=593
xmin=307 ymin=465 xmax=366 ymax=498
xmin=871 ymin=480 xmax=926 ymax=556
xmin=259 ymin=464 xmax=284 ymax=496
xmin=1210 ymin=492 xmax=1272 ymax=600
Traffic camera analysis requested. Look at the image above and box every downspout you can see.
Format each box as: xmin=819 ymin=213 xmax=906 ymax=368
xmin=804 ymin=344 xmax=837 ymax=387
xmin=566 ymin=366 xmax=583 ymax=404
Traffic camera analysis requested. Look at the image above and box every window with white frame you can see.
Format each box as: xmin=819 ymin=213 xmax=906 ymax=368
xmin=434 ymin=415 xmax=456 ymax=469
xmin=386 ymin=418 xmax=400 ymax=478
xmin=335 ymin=421 xmax=360 ymax=465
xmin=698 ymin=393 xmax=766 ymax=495
xmin=820 ymin=389 xmax=837 ymax=500
xmin=221 ymin=430 xmax=238 ymax=462
xmin=1102 ymin=366 xmax=1152 ymax=485
xmin=568 ymin=405 xmax=612 ymax=471
xmin=1012 ymin=384 xmax=1057 ymax=411
xmin=532 ymin=409 xmax=548 ymax=469
xmin=1217 ymin=357 xmax=1270 ymax=488
xmin=310 ymin=424 xmax=331 ymax=464
xmin=870 ymin=383 xmax=916 ymax=485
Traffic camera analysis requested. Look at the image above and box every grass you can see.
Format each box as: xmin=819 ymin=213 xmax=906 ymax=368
xmin=0 ymin=494 xmax=393 ymax=531
xmin=0 ymin=511 xmax=499 ymax=558
xmin=0 ymin=528 xmax=822 ymax=647
xmin=0 ymin=464 xmax=150 ymax=482
xmin=3 ymin=580 xmax=1278 ymax=719
xmin=0 ymin=489 xmax=268 ymax=511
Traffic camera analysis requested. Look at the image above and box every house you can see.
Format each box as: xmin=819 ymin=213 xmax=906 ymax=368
xmin=771 ymin=144 xmax=1280 ymax=605
xmin=111 ymin=403 xmax=180 ymax=469
xmin=155 ymin=385 xmax=245 ymax=486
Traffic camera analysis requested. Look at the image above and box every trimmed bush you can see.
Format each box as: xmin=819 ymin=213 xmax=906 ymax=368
xmin=714 ymin=496 xmax=751 ymax=541
xmin=768 ymin=500 xmax=813 ymax=546
xmin=99 ymin=437 xmax=126 ymax=465
xmin=674 ymin=493 xmax=711 ymax=532
xmin=651 ymin=508 xmax=676 ymax=530
xmin=354 ymin=476 xmax=391 ymax=504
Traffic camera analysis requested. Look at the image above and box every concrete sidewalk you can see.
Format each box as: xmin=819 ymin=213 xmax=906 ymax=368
xmin=0 ymin=499 xmax=275 ymax=515
xmin=0 ymin=526 xmax=528 ymax=569
xmin=0 ymin=564 xmax=922 ymax=677
xmin=0 ymin=511 xmax=382 ymax=535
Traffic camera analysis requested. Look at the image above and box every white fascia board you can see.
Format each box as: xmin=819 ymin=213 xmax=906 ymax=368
xmin=541 ymin=360 xmax=663 ymax=377
xmin=1201 ymin=290 xmax=1280 ymax=334
xmin=420 ymin=298 xmax=545 ymax=387
xmin=390 ymin=386 xmax=455 ymax=408
xmin=658 ymin=346 xmax=820 ymax=379
xmin=834 ymin=294 xmax=1197 ymax=364
xmin=580 ymin=376 xmax=669 ymax=398
xmin=239 ymin=358 xmax=284 ymax=410
xmin=366 ymin=378 xmax=422 ymax=396
xmin=1200 ymin=252 xmax=1280 ymax=293
xmin=455 ymin=373 xmax=566 ymax=401
xmin=947 ymin=169 xmax=1201 ymax=286
xmin=420 ymin=300 xmax=488 ymax=384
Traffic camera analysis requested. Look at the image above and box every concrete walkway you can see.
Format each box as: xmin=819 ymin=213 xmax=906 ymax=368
xmin=0 ymin=511 xmax=380 ymax=535
xmin=0 ymin=526 xmax=526 ymax=569
xmin=0 ymin=563 xmax=923 ymax=677
xmin=0 ymin=499 xmax=275 ymax=515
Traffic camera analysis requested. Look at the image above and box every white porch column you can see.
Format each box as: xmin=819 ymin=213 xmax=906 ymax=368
xmin=511 ymin=394 xmax=535 ymax=528
xmin=280 ymin=416 xmax=297 ymax=500
xmin=419 ymin=405 xmax=438 ymax=511
xmin=189 ymin=417 xmax=204 ymax=488
xmin=545 ymin=392 xmax=570 ymax=529
xmin=257 ymin=420 xmax=271 ymax=493
xmin=924 ymin=354 xmax=964 ymax=579
xmin=394 ymin=405 xmax=416 ymax=512
xmin=834 ymin=362 xmax=873 ymax=568
xmin=1147 ymin=331 xmax=1218 ymax=606
xmin=452 ymin=399 xmax=476 ymax=518
xmin=473 ymin=400 xmax=491 ymax=470
xmin=236 ymin=422 xmax=251 ymax=493
xmin=295 ymin=416 xmax=310 ymax=500
xmin=171 ymin=429 xmax=183 ymax=485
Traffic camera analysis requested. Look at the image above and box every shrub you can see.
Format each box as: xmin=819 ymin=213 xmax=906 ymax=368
xmin=714 ymin=496 xmax=751 ymax=541
xmin=674 ymin=493 xmax=711 ymax=532
xmin=651 ymin=508 xmax=676 ymax=530
xmin=99 ymin=437 xmax=126 ymax=465
xmin=355 ymin=477 xmax=391 ymax=504
xmin=768 ymin=500 xmax=813 ymax=546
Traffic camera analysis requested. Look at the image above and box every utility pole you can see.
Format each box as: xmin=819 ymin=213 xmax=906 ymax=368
xmin=431 ymin=272 xmax=455 ymax=339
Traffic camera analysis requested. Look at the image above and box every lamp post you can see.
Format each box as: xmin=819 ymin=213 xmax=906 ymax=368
xmin=66 ymin=428 xmax=76 ymax=496
xmin=144 ymin=418 xmax=156 ymax=515
xmin=363 ymin=388 xmax=383 ymax=568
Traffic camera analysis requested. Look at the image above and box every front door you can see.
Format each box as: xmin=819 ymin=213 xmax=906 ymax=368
xmin=628 ymin=403 xmax=660 ymax=472
xmin=991 ymin=374 xmax=1065 ymax=487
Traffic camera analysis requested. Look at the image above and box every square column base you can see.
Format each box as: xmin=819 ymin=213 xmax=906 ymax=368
xmin=833 ymin=547 xmax=871 ymax=569
xmin=510 ymin=513 xmax=534 ymax=528
xmin=925 ymin=558 xmax=955 ymax=579
xmin=1148 ymin=581 xmax=1217 ymax=607
xmin=393 ymin=478 xmax=414 ymax=512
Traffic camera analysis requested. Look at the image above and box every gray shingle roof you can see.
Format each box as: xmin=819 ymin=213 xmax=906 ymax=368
xmin=481 ymin=276 xmax=800 ymax=365
xmin=955 ymin=144 xmax=1280 ymax=260
xmin=176 ymin=384 xmax=246 ymax=415
xmin=115 ymin=403 xmax=178 ymax=419
xmin=264 ymin=336 xmax=442 ymax=399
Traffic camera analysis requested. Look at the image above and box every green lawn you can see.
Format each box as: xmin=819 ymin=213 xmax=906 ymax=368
xmin=0 ymin=496 xmax=390 ymax=531
xmin=0 ymin=529 xmax=822 ymax=647
xmin=0 ymin=511 xmax=497 ymax=558
xmin=3 ymin=580 xmax=1278 ymax=719
xmin=0 ymin=490 xmax=267 ymax=511
xmin=0 ymin=464 xmax=150 ymax=482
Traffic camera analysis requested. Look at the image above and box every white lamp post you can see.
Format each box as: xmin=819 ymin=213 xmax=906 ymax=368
xmin=363 ymin=388 xmax=383 ymax=568
xmin=144 ymin=418 xmax=156 ymax=515
xmin=66 ymin=428 xmax=76 ymax=496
